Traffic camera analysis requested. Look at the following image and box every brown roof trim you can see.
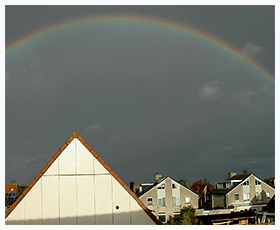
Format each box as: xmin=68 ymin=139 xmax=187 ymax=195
xmin=5 ymin=132 xmax=161 ymax=225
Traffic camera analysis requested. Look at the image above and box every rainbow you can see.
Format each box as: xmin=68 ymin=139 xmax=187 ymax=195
xmin=5 ymin=14 xmax=275 ymax=85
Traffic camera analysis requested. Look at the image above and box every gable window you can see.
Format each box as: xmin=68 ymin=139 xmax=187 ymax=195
xmin=234 ymin=194 xmax=239 ymax=200
xmin=158 ymin=184 xmax=165 ymax=189
xmin=243 ymin=180 xmax=249 ymax=186
xmin=172 ymin=197 xmax=180 ymax=205
xmin=185 ymin=196 xmax=190 ymax=204
xmin=147 ymin=198 xmax=153 ymax=206
xmin=158 ymin=213 xmax=166 ymax=223
xmin=266 ymin=192 xmax=270 ymax=199
xmin=158 ymin=197 xmax=166 ymax=206
xmin=255 ymin=180 xmax=261 ymax=185
xmin=172 ymin=183 xmax=178 ymax=189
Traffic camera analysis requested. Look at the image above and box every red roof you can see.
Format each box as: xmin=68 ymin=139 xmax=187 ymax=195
xmin=5 ymin=132 xmax=161 ymax=225
xmin=5 ymin=183 xmax=18 ymax=193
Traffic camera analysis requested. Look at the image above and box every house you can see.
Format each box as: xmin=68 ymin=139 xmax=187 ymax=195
xmin=5 ymin=183 xmax=20 ymax=210
xmin=211 ymin=172 xmax=275 ymax=211
xmin=5 ymin=132 xmax=161 ymax=225
xmin=138 ymin=174 xmax=199 ymax=223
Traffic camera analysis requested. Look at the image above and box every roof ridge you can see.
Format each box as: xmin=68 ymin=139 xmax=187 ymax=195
xmin=5 ymin=132 xmax=161 ymax=225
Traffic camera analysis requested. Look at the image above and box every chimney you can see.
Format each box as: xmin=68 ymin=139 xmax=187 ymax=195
xmin=129 ymin=181 xmax=135 ymax=193
xmin=228 ymin=172 xmax=236 ymax=178
xmin=154 ymin=172 xmax=162 ymax=182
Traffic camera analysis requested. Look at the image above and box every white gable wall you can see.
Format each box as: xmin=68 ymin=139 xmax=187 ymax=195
xmin=6 ymin=138 xmax=156 ymax=225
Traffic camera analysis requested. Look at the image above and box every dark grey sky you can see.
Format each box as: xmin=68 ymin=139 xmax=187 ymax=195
xmin=5 ymin=5 xmax=275 ymax=185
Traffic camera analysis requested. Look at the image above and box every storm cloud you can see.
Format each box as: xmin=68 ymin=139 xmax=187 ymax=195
xmin=5 ymin=5 xmax=274 ymax=185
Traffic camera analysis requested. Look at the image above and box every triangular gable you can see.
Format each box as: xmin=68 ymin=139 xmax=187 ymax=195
xmin=5 ymin=132 xmax=161 ymax=225
xmin=139 ymin=176 xmax=199 ymax=198
xmin=168 ymin=176 xmax=199 ymax=197
xmin=225 ymin=173 xmax=276 ymax=196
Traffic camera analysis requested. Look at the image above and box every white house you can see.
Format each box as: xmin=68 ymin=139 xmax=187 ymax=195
xmin=5 ymin=132 xmax=161 ymax=225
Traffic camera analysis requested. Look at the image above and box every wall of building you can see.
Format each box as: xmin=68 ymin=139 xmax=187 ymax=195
xmin=140 ymin=177 xmax=198 ymax=222
xmin=212 ymin=194 xmax=226 ymax=209
xmin=5 ymin=139 xmax=156 ymax=225
xmin=227 ymin=175 xmax=275 ymax=208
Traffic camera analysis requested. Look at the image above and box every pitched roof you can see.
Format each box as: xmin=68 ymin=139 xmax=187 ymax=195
xmin=139 ymin=176 xmax=198 ymax=197
xmin=213 ymin=173 xmax=271 ymax=195
xmin=212 ymin=188 xmax=232 ymax=194
xmin=5 ymin=132 xmax=161 ymax=225
xmin=217 ymin=174 xmax=251 ymax=195
xmin=227 ymin=174 xmax=250 ymax=181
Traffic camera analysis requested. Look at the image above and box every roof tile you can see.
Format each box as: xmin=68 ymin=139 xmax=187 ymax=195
xmin=117 ymin=177 xmax=127 ymax=186
xmin=40 ymin=164 xmax=50 ymax=174
xmin=53 ymin=150 xmax=62 ymax=159
xmin=110 ymin=170 xmax=120 ymax=179
xmin=59 ymin=143 xmax=68 ymax=152
xmin=90 ymin=149 xmax=99 ymax=158
xmin=65 ymin=136 xmax=73 ymax=145
xmin=77 ymin=135 xmax=86 ymax=144
xmin=103 ymin=163 xmax=113 ymax=173
xmin=34 ymin=173 xmax=42 ymax=182
xmin=72 ymin=131 xmax=79 ymax=137
xmin=84 ymin=142 xmax=93 ymax=151
xmin=27 ymin=179 xmax=37 ymax=189
xmin=96 ymin=156 xmax=106 ymax=165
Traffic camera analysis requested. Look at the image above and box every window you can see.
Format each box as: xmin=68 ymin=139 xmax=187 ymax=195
xmin=243 ymin=180 xmax=249 ymax=186
xmin=185 ymin=196 xmax=190 ymax=203
xmin=172 ymin=183 xmax=178 ymax=189
xmin=172 ymin=197 xmax=180 ymax=205
xmin=234 ymin=194 xmax=239 ymax=200
xmin=243 ymin=193 xmax=250 ymax=201
xmin=158 ymin=184 xmax=165 ymax=189
xmin=158 ymin=213 xmax=166 ymax=223
xmin=256 ymin=192 xmax=263 ymax=201
xmin=158 ymin=197 xmax=166 ymax=206
xmin=255 ymin=180 xmax=261 ymax=185
xmin=266 ymin=192 xmax=270 ymax=199
xmin=147 ymin=198 xmax=153 ymax=206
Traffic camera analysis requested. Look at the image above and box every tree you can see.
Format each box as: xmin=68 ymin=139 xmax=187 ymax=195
xmin=168 ymin=206 xmax=198 ymax=225
xmin=264 ymin=177 xmax=275 ymax=188
xmin=178 ymin=179 xmax=190 ymax=189
xmin=190 ymin=179 xmax=214 ymax=209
